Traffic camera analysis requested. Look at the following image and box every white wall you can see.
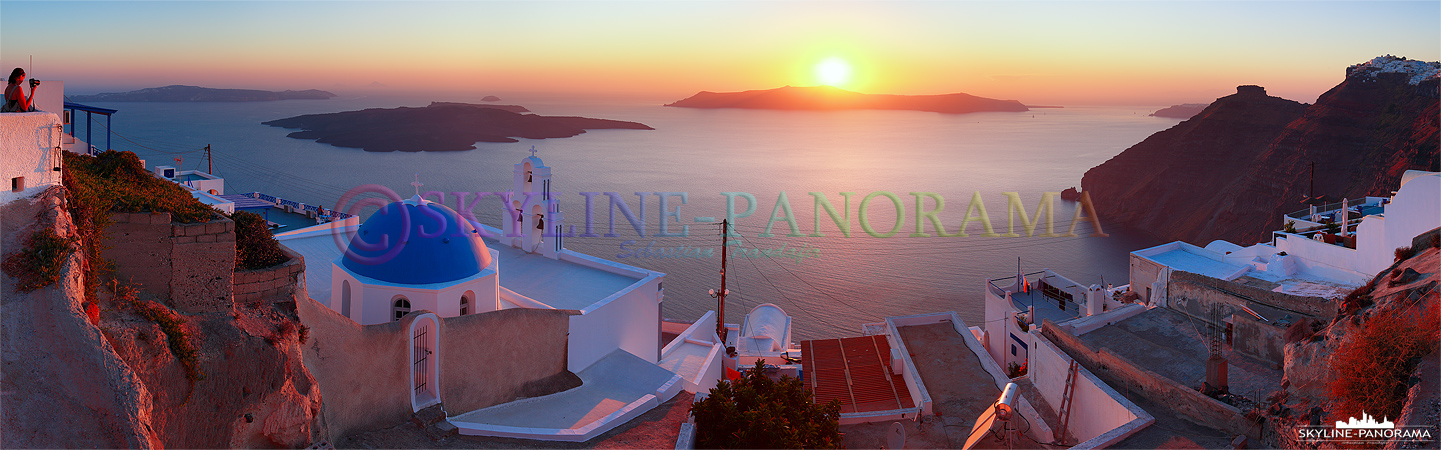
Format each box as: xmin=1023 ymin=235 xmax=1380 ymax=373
xmin=331 ymin=263 xmax=499 ymax=325
xmin=1 ymin=112 xmax=63 ymax=204
xmin=567 ymin=275 xmax=663 ymax=371
xmin=1029 ymin=330 xmax=1151 ymax=447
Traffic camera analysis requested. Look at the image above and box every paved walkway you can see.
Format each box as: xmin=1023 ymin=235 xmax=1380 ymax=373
xmin=450 ymin=350 xmax=683 ymax=442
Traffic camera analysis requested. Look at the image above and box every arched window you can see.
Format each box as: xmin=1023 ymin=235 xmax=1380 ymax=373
xmin=459 ymin=296 xmax=469 ymax=316
xmin=393 ymin=296 xmax=411 ymax=322
xmin=341 ymin=280 xmax=352 ymax=318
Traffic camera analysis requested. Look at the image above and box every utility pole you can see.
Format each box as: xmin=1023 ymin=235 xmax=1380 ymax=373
xmin=716 ymin=219 xmax=729 ymax=343
xmin=206 ymin=144 xmax=212 ymax=174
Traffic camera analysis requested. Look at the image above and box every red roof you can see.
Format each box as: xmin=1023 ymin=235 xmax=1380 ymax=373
xmin=802 ymin=335 xmax=914 ymax=414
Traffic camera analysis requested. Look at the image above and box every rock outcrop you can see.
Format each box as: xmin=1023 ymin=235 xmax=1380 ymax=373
xmin=665 ymin=85 xmax=1029 ymax=114
xmin=263 ymin=102 xmax=653 ymax=151
xmin=1083 ymin=56 xmax=1440 ymax=245
xmin=1271 ymin=229 xmax=1439 ymax=448
xmin=1149 ymin=103 xmax=1209 ymax=119
xmin=1 ymin=186 xmax=324 ymax=448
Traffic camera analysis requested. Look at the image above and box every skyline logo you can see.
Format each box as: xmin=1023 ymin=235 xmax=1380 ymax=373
xmin=1297 ymin=411 xmax=1433 ymax=446
xmin=1335 ymin=412 xmax=1395 ymax=429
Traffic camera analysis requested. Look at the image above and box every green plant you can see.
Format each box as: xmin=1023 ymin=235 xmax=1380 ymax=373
xmin=1007 ymin=361 xmax=1028 ymax=378
xmin=115 ymin=283 xmax=205 ymax=382
xmin=1284 ymin=221 xmax=1298 ymax=234
xmin=1 ymin=228 xmax=76 ymax=292
xmin=691 ymin=360 xmax=842 ymax=449
xmin=232 ymin=211 xmax=290 ymax=270
xmin=1326 ymin=222 xmax=1342 ymax=235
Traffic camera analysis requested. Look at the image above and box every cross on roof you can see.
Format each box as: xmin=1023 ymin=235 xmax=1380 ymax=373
xmin=411 ymin=173 xmax=423 ymax=197
xmin=529 ymin=146 xmax=538 ymax=157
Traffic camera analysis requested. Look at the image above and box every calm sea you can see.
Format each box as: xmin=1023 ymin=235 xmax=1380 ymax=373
xmin=85 ymin=92 xmax=1174 ymax=340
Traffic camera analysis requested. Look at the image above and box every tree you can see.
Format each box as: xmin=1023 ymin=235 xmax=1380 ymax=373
xmin=690 ymin=360 xmax=842 ymax=449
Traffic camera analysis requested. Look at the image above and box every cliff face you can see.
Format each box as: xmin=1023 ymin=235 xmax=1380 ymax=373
xmin=1083 ymin=57 xmax=1440 ymax=245
xmin=1080 ymin=85 xmax=1309 ymax=243
xmin=0 ymin=187 xmax=323 ymax=448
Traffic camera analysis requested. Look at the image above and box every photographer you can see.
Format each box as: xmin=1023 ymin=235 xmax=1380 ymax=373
xmin=3 ymin=68 xmax=39 ymax=112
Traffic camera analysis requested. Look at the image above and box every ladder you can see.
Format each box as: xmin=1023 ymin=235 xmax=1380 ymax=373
xmin=1056 ymin=360 xmax=1079 ymax=445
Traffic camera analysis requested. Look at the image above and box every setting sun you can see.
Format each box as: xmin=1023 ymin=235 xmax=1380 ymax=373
xmin=816 ymin=57 xmax=852 ymax=88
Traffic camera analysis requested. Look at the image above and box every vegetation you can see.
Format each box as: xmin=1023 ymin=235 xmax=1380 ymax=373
xmin=1 ymin=227 xmax=76 ymax=292
xmin=1007 ymin=361 xmax=1028 ymax=378
xmin=691 ymin=360 xmax=842 ymax=449
xmin=64 ymin=151 xmax=219 ymax=224
xmin=233 ymin=211 xmax=289 ymax=270
xmin=1327 ymin=306 xmax=1438 ymax=422
xmin=62 ymin=150 xmax=220 ymax=303
xmin=113 ymin=282 xmax=205 ymax=382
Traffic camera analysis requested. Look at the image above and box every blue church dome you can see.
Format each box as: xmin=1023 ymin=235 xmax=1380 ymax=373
xmin=341 ymin=196 xmax=493 ymax=285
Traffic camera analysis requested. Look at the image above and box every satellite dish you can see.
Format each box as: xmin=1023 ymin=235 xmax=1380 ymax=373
xmin=886 ymin=422 xmax=906 ymax=449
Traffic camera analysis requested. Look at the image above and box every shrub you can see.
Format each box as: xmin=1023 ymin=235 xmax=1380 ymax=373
xmin=691 ymin=360 xmax=842 ymax=449
xmin=1395 ymin=245 xmax=1418 ymax=262
xmin=1007 ymin=361 xmax=1028 ymax=378
xmin=233 ymin=211 xmax=289 ymax=270
xmin=1327 ymin=307 xmax=1439 ymax=423
xmin=1339 ymin=279 xmax=1378 ymax=316
xmin=115 ymin=284 xmax=205 ymax=382
xmin=1283 ymin=317 xmax=1322 ymax=344
xmin=1 ymin=228 xmax=76 ymax=292
xmin=64 ymin=151 xmax=218 ymax=224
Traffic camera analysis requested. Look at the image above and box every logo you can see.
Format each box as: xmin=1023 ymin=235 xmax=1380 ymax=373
xmin=1296 ymin=411 xmax=1434 ymax=446
xmin=1335 ymin=412 xmax=1395 ymax=429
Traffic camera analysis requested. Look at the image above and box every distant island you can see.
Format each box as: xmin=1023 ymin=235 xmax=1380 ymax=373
xmin=1149 ymin=103 xmax=1209 ymax=119
xmin=70 ymin=85 xmax=336 ymax=102
xmin=665 ymin=85 xmax=1029 ymax=114
xmin=262 ymin=102 xmax=652 ymax=152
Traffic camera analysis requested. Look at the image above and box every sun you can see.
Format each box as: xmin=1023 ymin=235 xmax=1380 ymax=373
xmin=816 ymin=57 xmax=852 ymax=88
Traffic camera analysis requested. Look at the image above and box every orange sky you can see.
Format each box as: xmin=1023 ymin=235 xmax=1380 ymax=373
xmin=3 ymin=1 xmax=1437 ymax=105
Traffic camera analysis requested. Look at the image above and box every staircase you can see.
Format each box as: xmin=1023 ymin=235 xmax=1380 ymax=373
xmin=411 ymin=403 xmax=459 ymax=440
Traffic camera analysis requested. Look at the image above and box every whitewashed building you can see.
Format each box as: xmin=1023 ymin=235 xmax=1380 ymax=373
xmin=280 ymin=151 xmax=665 ymax=372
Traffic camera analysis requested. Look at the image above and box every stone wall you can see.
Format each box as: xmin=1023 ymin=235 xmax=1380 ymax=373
xmin=1169 ymin=271 xmax=1333 ymax=321
xmin=104 ymin=212 xmax=235 ymax=313
xmin=1232 ymin=314 xmax=1285 ymax=369
xmin=1166 ymin=270 xmax=1327 ymax=366
xmin=296 ymin=295 xmax=576 ymax=442
xmin=1041 ymin=320 xmax=1261 ymax=440
xmin=234 ymin=246 xmax=304 ymax=307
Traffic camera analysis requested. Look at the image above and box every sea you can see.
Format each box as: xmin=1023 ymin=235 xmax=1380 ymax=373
xmin=81 ymin=92 xmax=1176 ymax=341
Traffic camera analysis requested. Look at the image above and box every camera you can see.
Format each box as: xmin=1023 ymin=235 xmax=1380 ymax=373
xmin=29 ymin=78 xmax=39 ymax=88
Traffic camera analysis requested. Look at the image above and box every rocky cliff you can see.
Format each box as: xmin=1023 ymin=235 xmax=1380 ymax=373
xmin=1082 ymin=56 xmax=1440 ymax=245
xmin=1 ymin=186 xmax=323 ymax=448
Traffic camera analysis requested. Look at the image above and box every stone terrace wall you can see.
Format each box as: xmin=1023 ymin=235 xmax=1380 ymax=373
xmin=234 ymin=246 xmax=304 ymax=307
xmin=105 ymin=212 xmax=235 ymax=313
xmin=296 ymin=295 xmax=576 ymax=442
xmin=1170 ymin=271 xmax=1333 ymax=321
xmin=1041 ymin=320 xmax=1261 ymax=440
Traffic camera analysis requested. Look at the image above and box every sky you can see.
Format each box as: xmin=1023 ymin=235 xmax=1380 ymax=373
xmin=2 ymin=1 xmax=1438 ymax=105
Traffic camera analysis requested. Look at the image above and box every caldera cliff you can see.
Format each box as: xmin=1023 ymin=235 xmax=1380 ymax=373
xmin=1082 ymin=56 xmax=1440 ymax=245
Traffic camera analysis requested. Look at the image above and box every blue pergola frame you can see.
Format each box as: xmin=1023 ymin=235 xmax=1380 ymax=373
xmin=62 ymin=101 xmax=118 ymax=154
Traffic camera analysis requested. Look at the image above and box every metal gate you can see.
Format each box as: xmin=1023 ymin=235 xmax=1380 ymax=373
xmin=413 ymin=323 xmax=429 ymax=396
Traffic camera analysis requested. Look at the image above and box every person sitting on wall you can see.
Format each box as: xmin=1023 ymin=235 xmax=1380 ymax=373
xmin=3 ymin=68 xmax=38 ymax=113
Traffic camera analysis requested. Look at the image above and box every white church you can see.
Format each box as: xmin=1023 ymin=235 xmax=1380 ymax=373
xmin=279 ymin=151 xmax=666 ymax=372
